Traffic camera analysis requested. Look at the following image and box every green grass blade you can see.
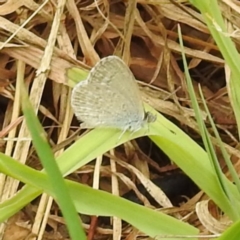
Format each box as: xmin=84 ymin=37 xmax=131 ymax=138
xmin=177 ymin=24 xmax=240 ymax=220
xmin=189 ymin=0 xmax=240 ymax=138
xmin=19 ymin=81 xmax=86 ymax=240
xmin=0 ymin=152 xmax=198 ymax=239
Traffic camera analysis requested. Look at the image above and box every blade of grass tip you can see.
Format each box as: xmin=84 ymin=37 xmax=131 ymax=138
xmin=177 ymin=26 xmax=213 ymax=158
xmin=19 ymin=79 xmax=86 ymax=240
xmin=198 ymin=85 xmax=240 ymax=201
xmin=66 ymin=66 xmax=88 ymax=88
xmin=177 ymin=24 xmax=217 ymax=166
xmin=177 ymin=24 xmax=240 ymax=220
xmin=176 ymin=30 xmax=205 ymax=136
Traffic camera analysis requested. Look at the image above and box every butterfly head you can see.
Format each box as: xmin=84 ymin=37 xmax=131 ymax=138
xmin=144 ymin=111 xmax=157 ymax=123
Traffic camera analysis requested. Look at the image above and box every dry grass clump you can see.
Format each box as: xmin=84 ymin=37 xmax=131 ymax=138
xmin=0 ymin=0 xmax=239 ymax=239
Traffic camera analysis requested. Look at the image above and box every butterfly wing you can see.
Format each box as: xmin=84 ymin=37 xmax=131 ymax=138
xmin=71 ymin=56 xmax=146 ymax=130
xmin=89 ymin=56 xmax=145 ymax=115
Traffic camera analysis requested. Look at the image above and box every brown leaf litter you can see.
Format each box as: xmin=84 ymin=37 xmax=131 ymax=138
xmin=0 ymin=0 xmax=239 ymax=239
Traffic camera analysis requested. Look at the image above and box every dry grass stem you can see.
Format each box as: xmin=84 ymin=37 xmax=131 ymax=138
xmin=0 ymin=0 xmax=239 ymax=239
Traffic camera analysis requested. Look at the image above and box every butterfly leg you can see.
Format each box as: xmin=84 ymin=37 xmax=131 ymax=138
xmin=117 ymin=125 xmax=130 ymax=141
